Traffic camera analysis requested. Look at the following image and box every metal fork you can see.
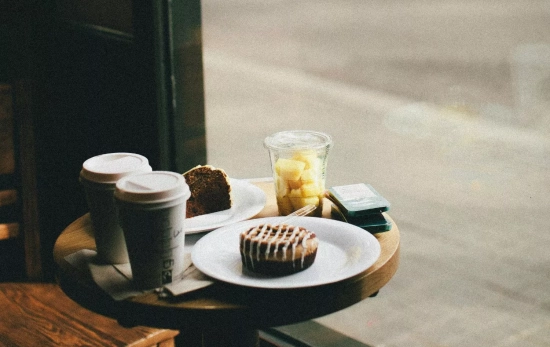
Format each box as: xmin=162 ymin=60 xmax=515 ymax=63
xmin=267 ymin=204 xmax=317 ymax=226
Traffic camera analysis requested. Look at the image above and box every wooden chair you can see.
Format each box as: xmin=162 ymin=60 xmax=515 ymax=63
xmin=0 ymin=82 xmax=41 ymax=281
xmin=0 ymin=282 xmax=179 ymax=347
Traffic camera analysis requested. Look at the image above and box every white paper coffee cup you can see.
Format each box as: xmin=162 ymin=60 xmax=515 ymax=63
xmin=80 ymin=153 xmax=152 ymax=264
xmin=114 ymin=171 xmax=190 ymax=290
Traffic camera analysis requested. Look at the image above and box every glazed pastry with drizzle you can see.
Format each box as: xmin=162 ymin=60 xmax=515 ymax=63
xmin=239 ymin=224 xmax=319 ymax=276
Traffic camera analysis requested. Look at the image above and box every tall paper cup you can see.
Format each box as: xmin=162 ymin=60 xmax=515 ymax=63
xmin=264 ymin=130 xmax=333 ymax=217
xmin=114 ymin=171 xmax=190 ymax=290
xmin=80 ymin=153 xmax=152 ymax=264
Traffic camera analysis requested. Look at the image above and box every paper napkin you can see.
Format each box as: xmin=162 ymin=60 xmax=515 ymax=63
xmin=64 ymin=249 xmax=214 ymax=301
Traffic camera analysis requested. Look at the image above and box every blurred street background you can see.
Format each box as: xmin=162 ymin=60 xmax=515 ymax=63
xmin=201 ymin=1 xmax=550 ymax=346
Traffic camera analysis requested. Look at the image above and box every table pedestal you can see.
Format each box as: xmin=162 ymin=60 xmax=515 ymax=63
xmin=179 ymin=327 xmax=259 ymax=347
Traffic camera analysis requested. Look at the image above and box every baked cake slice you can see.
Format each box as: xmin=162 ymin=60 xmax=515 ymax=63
xmin=240 ymin=223 xmax=319 ymax=276
xmin=183 ymin=165 xmax=232 ymax=218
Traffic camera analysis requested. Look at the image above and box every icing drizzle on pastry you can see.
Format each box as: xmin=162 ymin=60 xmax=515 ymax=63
xmin=240 ymin=224 xmax=316 ymax=270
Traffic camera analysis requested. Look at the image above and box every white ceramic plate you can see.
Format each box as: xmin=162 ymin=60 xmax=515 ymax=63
xmin=184 ymin=179 xmax=266 ymax=234
xmin=191 ymin=217 xmax=381 ymax=289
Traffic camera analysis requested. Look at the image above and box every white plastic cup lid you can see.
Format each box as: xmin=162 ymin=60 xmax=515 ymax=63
xmin=264 ymin=130 xmax=333 ymax=151
xmin=114 ymin=171 xmax=190 ymax=204
xmin=80 ymin=153 xmax=152 ymax=184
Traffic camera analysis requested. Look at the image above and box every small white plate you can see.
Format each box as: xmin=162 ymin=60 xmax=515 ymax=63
xmin=184 ymin=179 xmax=267 ymax=234
xmin=191 ymin=217 xmax=381 ymax=289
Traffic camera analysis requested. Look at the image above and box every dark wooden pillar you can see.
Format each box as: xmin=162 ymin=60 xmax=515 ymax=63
xmin=1 ymin=0 xmax=207 ymax=281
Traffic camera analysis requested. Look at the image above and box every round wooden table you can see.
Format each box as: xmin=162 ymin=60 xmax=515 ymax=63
xmin=54 ymin=180 xmax=400 ymax=347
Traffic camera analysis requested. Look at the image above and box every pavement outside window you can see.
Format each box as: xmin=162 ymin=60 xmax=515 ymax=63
xmin=201 ymin=1 xmax=550 ymax=346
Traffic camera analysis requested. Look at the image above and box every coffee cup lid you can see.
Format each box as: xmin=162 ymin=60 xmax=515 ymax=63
xmin=80 ymin=153 xmax=152 ymax=184
xmin=114 ymin=171 xmax=190 ymax=204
